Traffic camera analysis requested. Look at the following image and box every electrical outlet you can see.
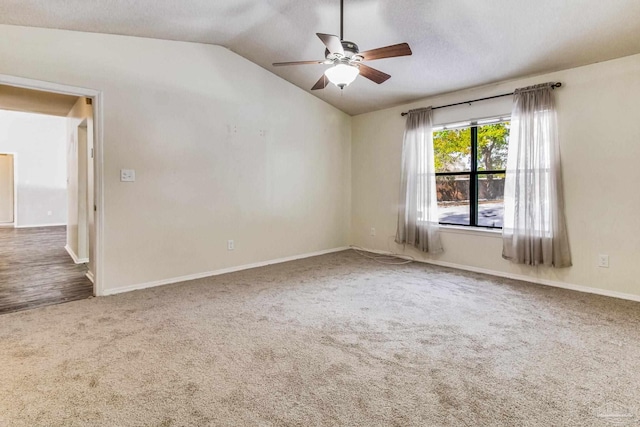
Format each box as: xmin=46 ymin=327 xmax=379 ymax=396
xmin=120 ymin=169 xmax=136 ymax=182
xmin=47 ymin=211 xmax=52 ymax=216
xmin=370 ymin=227 xmax=376 ymax=237
xmin=598 ymin=254 xmax=609 ymax=268
xmin=227 ymin=240 xmax=235 ymax=251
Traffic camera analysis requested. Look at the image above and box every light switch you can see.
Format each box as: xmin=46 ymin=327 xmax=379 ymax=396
xmin=120 ymin=169 xmax=135 ymax=182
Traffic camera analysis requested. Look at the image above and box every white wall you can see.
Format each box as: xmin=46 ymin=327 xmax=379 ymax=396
xmin=0 ymin=110 xmax=67 ymax=227
xmin=0 ymin=25 xmax=351 ymax=293
xmin=352 ymin=54 xmax=640 ymax=298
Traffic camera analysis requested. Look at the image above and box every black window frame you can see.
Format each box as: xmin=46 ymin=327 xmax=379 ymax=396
xmin=434 ymin=120 xmax=508 ymax=229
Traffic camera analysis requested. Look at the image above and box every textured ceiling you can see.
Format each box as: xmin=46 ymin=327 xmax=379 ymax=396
xmin=0 ymin=85 xmax=79 ymax=117
xmin=1 ymin=0 xmax=640 ymax=115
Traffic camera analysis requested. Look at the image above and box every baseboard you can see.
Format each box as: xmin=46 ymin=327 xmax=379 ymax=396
xmin=86 ymin=270 xmax=95 ymax=284
xmin=354 ymin=246 xmax=640 ymax=303
xmin=64 ymin=245 xmax=89 ymax=264
xmin=103 ymin=246 xmax=350 ymax=296
xmin=16 ymin=223 xmax=66 ymax=228
xmin=0 ymin=223 xmax=15 ymax=228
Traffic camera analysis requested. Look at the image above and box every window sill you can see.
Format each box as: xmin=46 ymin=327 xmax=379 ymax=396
xmin=439 ymin=225 xmax=502 ymax=239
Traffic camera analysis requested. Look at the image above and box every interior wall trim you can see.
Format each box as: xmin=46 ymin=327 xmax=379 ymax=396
xmin=103 ymin=246 xmax=350 ymax=296
xmin=15 ymin=223 xmax=67 ymax=228
xmin=357 ymin=247 xmax=640 ymax=303
xmin=64 ymin=244 xmax=89 ymax=264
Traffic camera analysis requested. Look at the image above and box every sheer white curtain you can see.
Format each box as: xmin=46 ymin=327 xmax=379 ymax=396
xmin=502 ymin=83 xmax=571 ymax=267
xmin=396 ymin=107 xmax=443 ymax=253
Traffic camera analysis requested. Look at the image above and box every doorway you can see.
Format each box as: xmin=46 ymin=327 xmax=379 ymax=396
xmin=0 ymin=74 xmax=104 ymax=308
xmin=0 ymin=109 xmax=92 ymax=314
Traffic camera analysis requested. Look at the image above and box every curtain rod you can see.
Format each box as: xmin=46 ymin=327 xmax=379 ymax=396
xmin=400 ymin=82 xmax=562 ymax=116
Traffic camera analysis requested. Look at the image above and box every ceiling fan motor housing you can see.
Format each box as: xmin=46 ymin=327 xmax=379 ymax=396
xmin=325 ymin=40 xmax=360 ymax=60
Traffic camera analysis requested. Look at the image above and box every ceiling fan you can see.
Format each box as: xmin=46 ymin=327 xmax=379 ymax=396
xmin=272 ymin=0 xmax=412 ymax=90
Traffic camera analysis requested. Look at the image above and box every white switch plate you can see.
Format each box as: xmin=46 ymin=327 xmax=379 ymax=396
xmin=370 ymin=227 xmax=376 ymax=236
xmin=227 ymin=240 xmax=235 ymax=251
xmin=120 ymin=169 xmax=135 ymax=182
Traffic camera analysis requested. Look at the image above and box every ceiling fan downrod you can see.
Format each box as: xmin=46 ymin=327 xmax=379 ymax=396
xmin=340 ymin=0 xmax=344 ymax=41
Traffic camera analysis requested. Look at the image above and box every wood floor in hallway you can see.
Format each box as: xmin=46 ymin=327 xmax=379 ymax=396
xmin=0 ymin=226 xmax=92 ymax=315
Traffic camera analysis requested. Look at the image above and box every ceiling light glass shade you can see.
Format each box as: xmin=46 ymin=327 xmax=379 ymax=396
xmin=324 ymin=64 xmax=359 ymax=89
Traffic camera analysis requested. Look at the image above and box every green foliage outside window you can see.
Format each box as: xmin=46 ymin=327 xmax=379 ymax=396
xmin=433 ymin=123 xmax=509 ymax=172
xmin=433 ymin=121 xmax=510 ymax=227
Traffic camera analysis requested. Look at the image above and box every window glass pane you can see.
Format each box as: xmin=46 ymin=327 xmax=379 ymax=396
xmin=436 ymin=175 xmax=470 ymax=225
xmin=477 ymin=173 xmax=505 ymax=228
xmin=433 ymin=128 xmax=471 ymax=172
xmin=477 ymin=122 xmax=510 ymax=171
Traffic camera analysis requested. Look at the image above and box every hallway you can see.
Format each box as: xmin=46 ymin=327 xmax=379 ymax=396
xmin=0 ymin=226 xmax=92 ymax=314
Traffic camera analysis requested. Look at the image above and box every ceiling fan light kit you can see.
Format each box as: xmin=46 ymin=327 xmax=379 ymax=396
xmin=272 ymin=0 xmax=412 ymax=91
xmin=325 ymin=63 xmax=360 ymax=89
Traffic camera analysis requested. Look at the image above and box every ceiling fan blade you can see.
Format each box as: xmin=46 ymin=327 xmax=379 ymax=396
xmin=311 ymin=74 xmax=329 ymax=90
xmin=359 ymin=43 xmax=412 ymax=61
xmin=358 ymin=64 xmax=391 ymax=84
xmin=273 ymin=60 xmax=326 ymax=66
xmin=317 ymin=33 xmax=344 ymax=56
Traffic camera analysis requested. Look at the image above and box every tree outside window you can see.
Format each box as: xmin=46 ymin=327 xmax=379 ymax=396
xmin=433 ymin=120 xmax=509 ymax=228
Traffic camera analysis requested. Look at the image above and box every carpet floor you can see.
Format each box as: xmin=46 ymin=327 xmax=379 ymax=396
xmin=1 ymin=250 xmax=640 ymax=426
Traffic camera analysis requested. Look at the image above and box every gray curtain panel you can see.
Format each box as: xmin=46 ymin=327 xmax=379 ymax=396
xmin=502 ymin=83 xmax=572 ymax=267
xmin=396 ymin=107 xmax=443 ymax=253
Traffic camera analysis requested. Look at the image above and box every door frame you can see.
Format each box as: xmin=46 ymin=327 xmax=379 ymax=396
xmin=76 ymin=119 xmax=90 ymax=263
xmin=0 ymin=152 xmax=17 ymax=227
xmin=0 ymin=74 xmax=105 ymax=297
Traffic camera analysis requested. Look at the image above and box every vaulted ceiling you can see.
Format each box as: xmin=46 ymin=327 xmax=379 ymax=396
xmin=1 ymin=0 xmax=640 ymax=115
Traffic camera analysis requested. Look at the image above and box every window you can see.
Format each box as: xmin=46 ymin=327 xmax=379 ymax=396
xmin=433 ymin=118 xmax=510 ymax=228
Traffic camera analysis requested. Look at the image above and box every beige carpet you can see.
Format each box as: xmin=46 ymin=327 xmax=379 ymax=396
xmin=1 ymin=250 xmax=640 ymax=426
